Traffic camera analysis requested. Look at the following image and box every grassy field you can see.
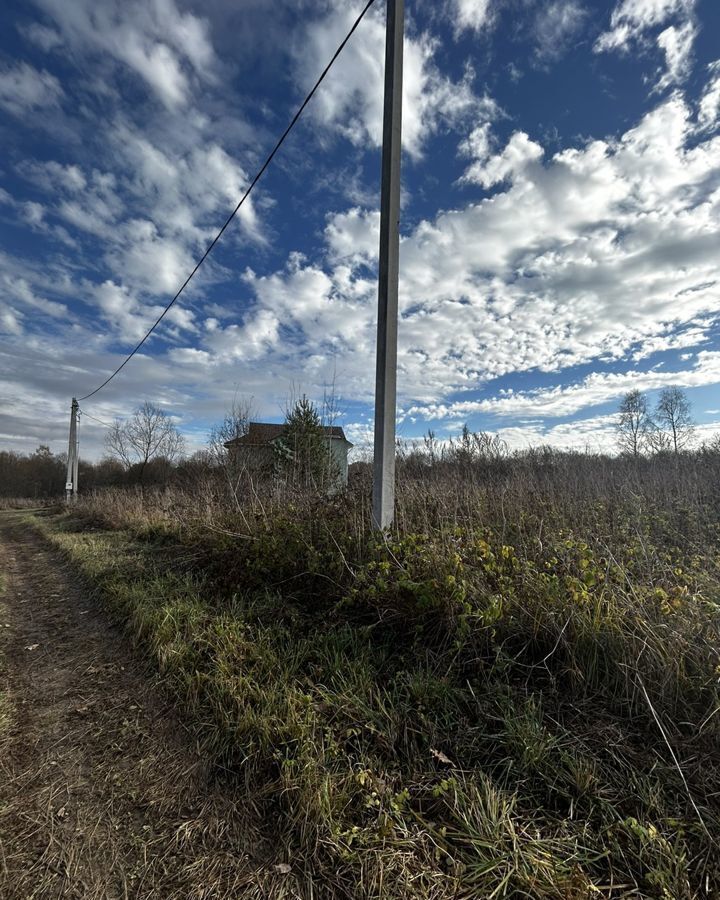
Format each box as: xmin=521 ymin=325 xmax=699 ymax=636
xmin=32 ymin=452 xmax=720 ymax=898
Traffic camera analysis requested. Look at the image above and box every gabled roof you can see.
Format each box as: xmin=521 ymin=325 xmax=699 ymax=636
xmin=224 ymin=421 xmax=352 ymax=449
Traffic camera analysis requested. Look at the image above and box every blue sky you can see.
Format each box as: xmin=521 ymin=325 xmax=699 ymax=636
xmin=1 ymin=0 xmax=719 ymax=459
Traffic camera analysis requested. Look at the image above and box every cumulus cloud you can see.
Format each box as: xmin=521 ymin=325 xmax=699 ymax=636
xmin=296 ymin=3 xmax=496 ymax=157
xmin=33 ymin=0 xmax=217 ymax=108
xmin=7 ymin=63 xmax=720 ymax=440
xmin=0 ymin=62 xmax=64 ymax=116
xmin=113 ymin=132 xmax=261 ymax=244
xmin=460 ymin=130 xmax=544 ymax=187
xmin=595 ymin=0 xmax=695 ymax=51
xmin=4 ymin=0 xmax=720 ymax=459
xmin=0 ymin=275 xmax=68 ymax=320
xmin=595 ymin=0 xmax=698 ymax=90
xmin=15 ymin=125 xmax=260 ymax=329
xmin=93 ymin=279 xmax=197 ymax=343
xmin=190 ymin=74 xmax=720 ymax=416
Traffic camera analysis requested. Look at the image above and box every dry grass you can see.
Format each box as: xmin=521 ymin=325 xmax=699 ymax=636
xmin=0 ymin=497 xmax=55 ymax=511
xmin=0 ymin=513 xmax=328 ymax=899
xmin=30 ymin=451 xmax=720 ymax=898
xmin=0 ymin=571 xmax=10 ymax=737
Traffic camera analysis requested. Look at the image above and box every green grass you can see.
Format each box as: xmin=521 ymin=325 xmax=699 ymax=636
xmin=32 ymin=474 xmax=720 ymax=899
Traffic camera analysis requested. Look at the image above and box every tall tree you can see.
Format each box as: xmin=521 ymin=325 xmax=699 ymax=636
xmin=617 ymin=390 xmax=652 ymax=457
xmin=276 ymin=395 xmax=329 ymax=489
xmin=655 ymin=387 xmax=694 ymax=454
xmin=105 ymin=401 xmax=184 ymax=484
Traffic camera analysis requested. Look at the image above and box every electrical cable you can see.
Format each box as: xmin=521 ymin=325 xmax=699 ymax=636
xmin=78 ymin=409 xmax=114 ymax=428
xmin=78 ymin=0 xmax=379 ymax=403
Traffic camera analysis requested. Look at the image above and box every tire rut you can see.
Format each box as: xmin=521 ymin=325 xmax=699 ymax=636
xmin=0 ymin=512 xmax=259 ymax=900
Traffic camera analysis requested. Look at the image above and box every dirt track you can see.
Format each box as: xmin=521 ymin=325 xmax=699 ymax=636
xmin=0 ymin=512 xmax=258 ymax=899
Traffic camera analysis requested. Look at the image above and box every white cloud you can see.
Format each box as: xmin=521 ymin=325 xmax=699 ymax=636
xmin=10 ymin=67 xmax=719 ymax=434
xmin=630 ymin=320 xmax=712 ymax=360
xmin=493 ymin=415 xmax=720 ymax=454
xmin=460 ymin=130 xmax=544 ymax=188
xmin=18 ymin=160 xmax=88 ymax=193
xmin=655 ymin=20 xmax=697 ymax=90
xmin=124 ymin=40 xmax=189 ymax=108
xmin=21 ymin=22 xmax=63 ymax=52
xmin=595 ymin=0 xmax=698 ymax=90
xmin=0 ymin=308 xmax=24 ymax=336
xmin=496 ymin=414 xmax=620 ymax=453
xmin=404 ymin=351 xmax=720 ymax=422
xmin=326 ymin=208 xmax=381 ymax=263
xmin=595 ymin=0 xmax=695 ymax=52
xmin=199 ymin=76 xmax=720 ymax=414
xmin=698 ymin=61 xmax=720 ymax=130
xmin=533 ymin=0 xmax=587 ymax=62
xmin=201 ymin=308 xmax=281 ymax=363
xmin=450 ymin=0 xmax=493 ymax=37
xmin=16 ymin=127 xmax=260 ymax=321
xmin=0 ymin=275 xmax=68 ymax=320
xmin=4 ymin=0 xmax=720 ymax=459
xmin=0 ymin=62 xmax=64 ymax=116
xmin=296 ymin=3 xmax=495 ymax=157
xmin=92 ymin=279 xmax=197 ymax=345
xmin=106 ymin=223 xmax=194 ymax=297
xmin=34 ymin=0 xmax=218 ymax=108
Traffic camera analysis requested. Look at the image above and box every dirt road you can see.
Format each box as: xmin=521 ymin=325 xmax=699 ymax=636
xmin=0 ymin=512 xmax=259 ymax=899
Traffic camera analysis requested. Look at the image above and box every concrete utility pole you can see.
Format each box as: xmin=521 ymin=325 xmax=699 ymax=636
xmin=65 ymin=398 xmax=78 ymax=503
xmin=372 ymin=0 xmax=404 ymax=530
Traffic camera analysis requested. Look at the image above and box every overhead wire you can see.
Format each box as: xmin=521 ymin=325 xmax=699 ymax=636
xmin=78 ymin=0 xmax=379 ymax=403
xmin=78 ymin=409 xmax=114 ymax=428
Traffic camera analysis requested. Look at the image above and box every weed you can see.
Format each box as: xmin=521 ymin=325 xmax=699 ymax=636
xmin=31 ymin=457 xmax=720 ymax=898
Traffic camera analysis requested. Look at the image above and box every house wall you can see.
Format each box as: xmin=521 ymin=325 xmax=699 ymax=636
xmin=329 ymin=438 xmax=349 ymax=487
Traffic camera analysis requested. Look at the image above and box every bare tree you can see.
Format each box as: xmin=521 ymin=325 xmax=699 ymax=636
xmin=105 ymin=421 xmax=133 ymax=470
xmin=208 ymin=397 xmax=253 ymax=463
xmin=655 ymin=387 xmax=694 ymax=454
xmin=105 ymin=401 xmax=184 ymax=483
xmin=617 ymin=390 xmax=652 ymax=457
xmin=207 ymin=396 xmax=253 ymax=504
xmin=448 ymin=424 xmax=508 ymax=469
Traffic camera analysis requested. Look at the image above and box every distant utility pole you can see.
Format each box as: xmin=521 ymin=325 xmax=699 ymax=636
xmin=372 ymin=0 xmax=404 ymax=530
xmin=65 ymin=398 xmax=79 ymax=503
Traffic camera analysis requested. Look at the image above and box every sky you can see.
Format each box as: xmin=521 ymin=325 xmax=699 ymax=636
xmin=1 ymin=0 xmax=719 ymax=460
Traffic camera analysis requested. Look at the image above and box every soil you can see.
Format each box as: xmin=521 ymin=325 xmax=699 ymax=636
xmin=0 ymin=511 xmax=265 ymax=899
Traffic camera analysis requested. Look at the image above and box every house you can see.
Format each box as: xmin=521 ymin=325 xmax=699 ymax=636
xmin=224 ymin=422 xmax=354 ymax=487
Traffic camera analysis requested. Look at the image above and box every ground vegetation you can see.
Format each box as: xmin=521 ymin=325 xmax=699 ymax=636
xmin=22 ymin=440 xmax=720 ymax=899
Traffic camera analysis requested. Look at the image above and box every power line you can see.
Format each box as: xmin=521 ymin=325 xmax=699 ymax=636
xmin=78 ymin=409 xmax=114 ymax=428
xmin=78 ymin=0 xmax=379 ymax=403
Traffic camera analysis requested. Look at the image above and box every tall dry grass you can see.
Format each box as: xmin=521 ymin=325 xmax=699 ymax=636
xmin=40 ymin=447 xmax=720 ymax=898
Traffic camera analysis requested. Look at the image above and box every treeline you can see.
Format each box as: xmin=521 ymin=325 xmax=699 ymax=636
xmin=6 ymin=436 xmax=720 ymax=503
xmin=1 ymin=388 xmax=717 ymax=500
xmin=0 ymin=446 xmax=211 ymax=500
xmin=0 ymin=446 xmax=67 ymax=499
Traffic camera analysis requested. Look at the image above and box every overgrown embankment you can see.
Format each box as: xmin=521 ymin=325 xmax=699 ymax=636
xmin=35 ymin=460 xmax=720 ymax=898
